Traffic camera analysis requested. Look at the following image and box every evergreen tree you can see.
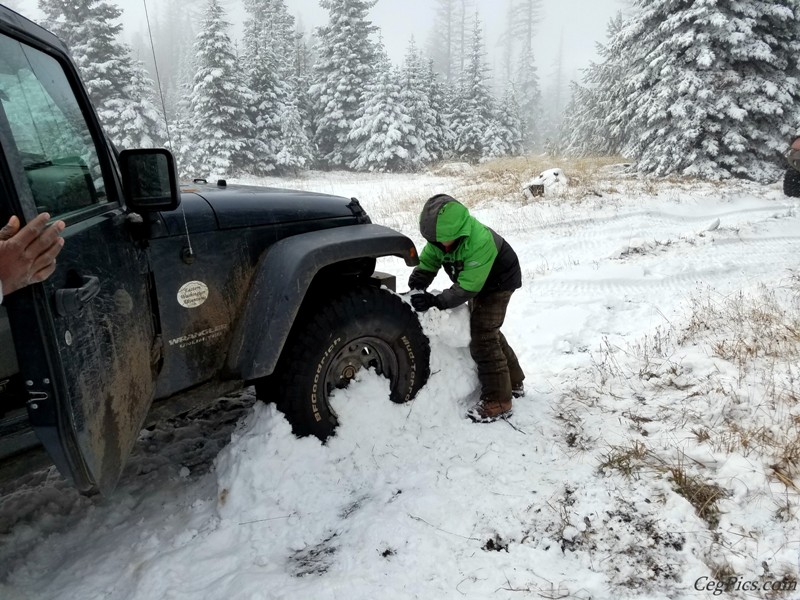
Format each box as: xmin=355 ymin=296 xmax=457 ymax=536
xmin=309 ymin=0 xmax=379 ymax=169
xmin=38 ymin=0 xmax=165 ymax=148
xmin=514 ymin=41 xmax=542 ymax=150
xmin=243 ymin=0 xmax=311 ymax=174
xmin=293 ymin=19 xmax=316 ymax=147
xmin=171 ymin=47 xmax=198 ymax=158
xmin=349 ymin=52 xmax=412 ymax=172
xmin=495 ymin=85 xmax=524 ymax=157
xmin=181 ymin=0 xmax=254 ymax=178
xmin=511 ymin=0 xmax=544 ymax=51
xmin=617 ymin=0 xmax=800 ymax=181
xmin=427 ymin=0 xmax=458 ymax=83
xmin=562 ymin=81 xmax=595 ymax=157
xmin=453 ymin=15 xmax=496 ymax=162
xmin=103 ymin=59 xmax=167 ymax=149
xmin=424 ymin=60 xmax=454 ymax=161
xmin=400 ymin=39 xmax=439 ymax=169
xmin=563 ymin=13 xmax=627 ymax=157
xmin=38 ymin=0 xmax=128 ymax=108
xmin=151 ymin=0 xmax=196 ymax=125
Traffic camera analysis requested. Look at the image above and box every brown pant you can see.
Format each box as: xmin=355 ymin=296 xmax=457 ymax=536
xmin=469 ymin=290 xmax=525 ymax=402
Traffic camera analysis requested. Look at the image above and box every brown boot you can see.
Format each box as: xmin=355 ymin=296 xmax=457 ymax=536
xmin=467 ymin=397 xmax=512 ymax=423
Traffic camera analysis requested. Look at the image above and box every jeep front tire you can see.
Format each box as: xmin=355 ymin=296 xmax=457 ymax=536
xmin=257 ymin=286 xmax=430 ymax=439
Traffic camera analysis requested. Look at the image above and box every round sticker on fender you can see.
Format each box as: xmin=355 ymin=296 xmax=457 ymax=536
xmin=177 ymin=281 xmax=209 ymax=308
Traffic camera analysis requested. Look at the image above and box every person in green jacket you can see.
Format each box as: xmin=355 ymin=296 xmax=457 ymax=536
xmin=408 ymin=194 xmax=525 ymax=422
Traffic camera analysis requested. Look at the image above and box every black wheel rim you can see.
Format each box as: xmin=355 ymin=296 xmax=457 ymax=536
xmin=323 ymin=336 xmax=398 ymax=415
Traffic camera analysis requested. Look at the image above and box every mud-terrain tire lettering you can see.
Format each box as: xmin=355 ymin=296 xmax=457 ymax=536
xmin=256 ymin=286 xmax=430 ymax=440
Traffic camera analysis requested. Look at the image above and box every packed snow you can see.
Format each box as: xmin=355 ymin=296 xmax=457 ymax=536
xmin=1 ymin=168 xmax=799 ymax=599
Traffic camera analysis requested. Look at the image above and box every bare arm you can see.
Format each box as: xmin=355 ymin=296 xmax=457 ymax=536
xmin=0 ymin=213 xmax=65 ymax=297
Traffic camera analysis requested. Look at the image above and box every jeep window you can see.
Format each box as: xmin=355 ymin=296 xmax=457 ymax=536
xmin=0 ymin=34 xmax=106 ymax=218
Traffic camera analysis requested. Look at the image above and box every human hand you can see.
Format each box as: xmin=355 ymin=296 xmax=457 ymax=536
xmin=411 ymin=291 xmax=440 ymax=312
xmin=407 ymin=269 xmax=430 ymax=291
xmin=0 ymin=213 xmax=65 ymax=296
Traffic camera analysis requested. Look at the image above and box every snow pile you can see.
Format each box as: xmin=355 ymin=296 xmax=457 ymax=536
xmin=522 ymin=167 xmax=569 ymax=199
xmin=214 ymin=301 xmax=477 ymax=530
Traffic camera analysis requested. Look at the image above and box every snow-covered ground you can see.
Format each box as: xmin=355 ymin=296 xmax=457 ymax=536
xmin=1 ymin=168 xmax=799 ymax=599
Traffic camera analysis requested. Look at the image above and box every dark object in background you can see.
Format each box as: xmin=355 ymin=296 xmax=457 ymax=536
xmin=526 ymin=183 xmax=545 ymax=198
xmin=783 ymin=137 xmax=800 ymax=197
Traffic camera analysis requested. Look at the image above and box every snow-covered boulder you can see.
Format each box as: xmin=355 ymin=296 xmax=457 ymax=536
xmin=522 ymin=167 xmax=569 ymax=200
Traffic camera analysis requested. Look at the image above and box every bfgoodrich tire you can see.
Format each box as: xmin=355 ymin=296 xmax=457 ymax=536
xmin=783 ymin=168 xmax=800 ymax=197
xmin=257 ymin=286 xmax=430 ymax=440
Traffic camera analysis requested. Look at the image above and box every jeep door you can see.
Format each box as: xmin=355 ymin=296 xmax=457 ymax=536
xmin=0 ymin=26 xmax=157 ymax=493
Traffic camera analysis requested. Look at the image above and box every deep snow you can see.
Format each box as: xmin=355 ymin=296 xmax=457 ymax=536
xmin=1 ymin=168 xmax=799 ymax=599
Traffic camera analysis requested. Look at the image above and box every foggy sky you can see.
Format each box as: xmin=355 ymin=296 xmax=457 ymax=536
xmin=15 ymin=0 xmax=625 ymax=84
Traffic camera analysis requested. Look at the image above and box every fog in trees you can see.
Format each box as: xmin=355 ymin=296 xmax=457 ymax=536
xmin=24 ymin=0 xmax=800 ymax=182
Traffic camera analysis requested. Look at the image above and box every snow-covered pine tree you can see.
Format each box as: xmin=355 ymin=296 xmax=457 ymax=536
xmin=424 ymin=60 xmax=454 ymax=161
xmin=514 ymin=41 xmax=542 ymax=151
xmin=562 ymin=82 xmax=593 ymax=157
xmin=400 ymin=39 xmax=439 ymax=170
xmin=478 ymin=85 xmax=524 ymax=162
xmin=171 ymin=48 xmax=197 ymax=163
xmin=103 ymin=59 xmax=167 ymax=149
xmin=127 ymin=1 xmax=190 ymax=114
xmin=427 ymin=0 xmax=458 ymax=83
xmin=496 ymin=85 xmax=524 ymax=157
xmin=152 ymin=0 xmax=196 ymax=128
xmin=309 ymin=0 xmax=379 ymax=169
xmin=181 ymin=0 xmax=255 ymax=179
xmin=243 ymin=0 xmax=311 ymax=174
xmin=349 ymin=51 xmax=412 ymax=172
xmin=293 ymin=19 xmax=316 ymax=150
xmin=274 ymin=101 xmax=313 ymax=173
xmin=619 ymin=0 xmax=800 ymax=181
xmin=38 ymin=0 xmax=165 ymax=148
xmin=563 ymin=13 xmax=627 ymax=157
xmin=453 ymin=15 xmax=496 ymax=162
xmin=480 ymin=89 xmax=523 ymax=162
xmin=38 ymin=0 xmax=127 ymax=108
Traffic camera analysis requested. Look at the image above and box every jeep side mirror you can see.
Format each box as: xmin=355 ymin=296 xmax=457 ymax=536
xmin=119 ymin=148 xmax=180 ymax=212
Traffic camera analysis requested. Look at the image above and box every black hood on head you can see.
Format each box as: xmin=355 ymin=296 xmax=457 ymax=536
xmin=420 ymin=194 xmax=458 ymax=242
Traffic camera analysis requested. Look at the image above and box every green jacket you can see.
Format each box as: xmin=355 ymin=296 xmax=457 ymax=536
xmin=409 ymin=194 xmax=521 ymax=308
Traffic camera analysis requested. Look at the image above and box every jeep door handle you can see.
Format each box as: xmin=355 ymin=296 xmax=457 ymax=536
xmin=55 ymin=276 xmax=100 ymax=316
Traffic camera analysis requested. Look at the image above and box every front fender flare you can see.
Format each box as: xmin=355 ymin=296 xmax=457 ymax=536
xmin=227 ymin=224 xmax=419 ymax=380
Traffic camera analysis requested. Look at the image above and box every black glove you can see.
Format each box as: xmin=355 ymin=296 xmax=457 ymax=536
xmin=411 ymin=292 xmax=440 ymax=312
xmin=408 ymin=269 xmax=433 ymax=291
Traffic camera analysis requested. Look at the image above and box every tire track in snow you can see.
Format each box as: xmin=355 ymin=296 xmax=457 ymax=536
xmin=504 ymin=203 xmax=797 ymax=274
xmin=527 ymin=230 xmax=800 ymax=302
xmin=497 ymin=202 xmax=796 ymax=236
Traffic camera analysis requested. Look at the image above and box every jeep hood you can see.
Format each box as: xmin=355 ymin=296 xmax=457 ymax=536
xmin=160 ymin=182 xmax=365 ymax=235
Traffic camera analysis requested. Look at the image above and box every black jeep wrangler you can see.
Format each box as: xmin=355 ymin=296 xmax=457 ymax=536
xmin=0 ymin=6 xmax=430 ymax=494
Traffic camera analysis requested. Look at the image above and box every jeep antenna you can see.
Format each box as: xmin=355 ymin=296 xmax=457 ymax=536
xmin=142 ymin=0 xmax=194 ymax=261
